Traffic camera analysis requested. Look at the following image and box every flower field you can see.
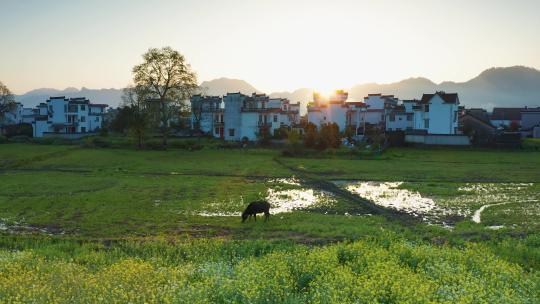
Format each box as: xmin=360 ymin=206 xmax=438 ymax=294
xmin=0 ymin=238 xmax=538 ymax=303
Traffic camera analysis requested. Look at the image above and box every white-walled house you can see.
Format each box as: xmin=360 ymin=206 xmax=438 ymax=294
xmin=307 ymin=90 xmax=349 ymax=131
xmin=192 ymin=92 xmax=300 ymax=141
xmin=190 ymin=95 xmax=224 ymax=138
xmin=386 ymin=92 xmax=460 ymax=135
xmin=30 ymin=97 xmax=108 ymax=137
xmin=363 ymin=94 xmax=398 ymax=126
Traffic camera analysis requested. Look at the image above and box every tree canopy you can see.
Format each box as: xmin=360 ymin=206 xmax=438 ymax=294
xmin=0 ymin=81 xmax=16 ymax=122
xmin=131 ymin=47 xmax=198 ymax=146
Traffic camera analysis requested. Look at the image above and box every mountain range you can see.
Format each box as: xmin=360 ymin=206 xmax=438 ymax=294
xmin=15 ymin=66 xmax=540 ymax=114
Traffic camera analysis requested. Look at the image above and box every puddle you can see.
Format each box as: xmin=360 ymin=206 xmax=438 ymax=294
xmin=472 ymin=203 xmax=509 ymax=223
xmin=266 ymin=188 xmax=335 ymax=213
xmin=196 ymin=178 xmax=335 ymax=217
xmin=335 ymin=181 xmax=442 ymax=220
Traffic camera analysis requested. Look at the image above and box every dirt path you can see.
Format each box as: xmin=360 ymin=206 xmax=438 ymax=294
xmin=272 ymin=157 xmax=421 ymax=225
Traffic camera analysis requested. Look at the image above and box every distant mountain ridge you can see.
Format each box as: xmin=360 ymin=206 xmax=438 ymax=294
xmin=15 ymin=66 xmax=540 ymax=112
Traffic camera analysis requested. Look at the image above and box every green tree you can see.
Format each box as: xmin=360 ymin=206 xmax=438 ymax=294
xmin=0 ymin=81 xmax=16 ymax=125
xmin=318 ymin=123 xmax=340 ymax=150
xmin=132 ymin=47 xmax=198 ymax=147
xmin=303 ymin=122 xmax=318 ymax=148
xmin=121 ymin=85 xmax=150 ymax=149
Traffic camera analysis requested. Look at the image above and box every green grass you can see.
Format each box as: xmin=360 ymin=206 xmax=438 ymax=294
xmin=282 ymin=147 xmax=540 ymax=182
xmin=1 ymin=142 xmax=539 ymax=302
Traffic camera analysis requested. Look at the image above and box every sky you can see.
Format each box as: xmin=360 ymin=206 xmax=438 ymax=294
xmin=1 ymin=0 xmax=540 ymax=95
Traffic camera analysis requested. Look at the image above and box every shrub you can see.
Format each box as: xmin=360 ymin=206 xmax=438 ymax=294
xmin=0 ymin=135 xmax=7 ymax=144
xmin=31 ymin=137 xmax=56 ymax=145
xmin=8 ymin=135 xmax=31 ymax=143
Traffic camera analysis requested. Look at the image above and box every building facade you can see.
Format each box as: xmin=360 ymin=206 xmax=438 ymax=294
xmin=521 ymin=107 xmax=540 ymax=138
xmin=28 ymin=97 xmax=107 ymax=137
xmin=191 ymin=93 xmax=300 ymax=141
xmin=386 ymin=92 xmax=460 ymax=135
xmin=307 ymin=90 xmax=371 ymax=137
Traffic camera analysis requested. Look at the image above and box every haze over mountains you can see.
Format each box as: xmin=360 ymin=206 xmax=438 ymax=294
xmin=15 ymin=66 xmax=540 ymax=113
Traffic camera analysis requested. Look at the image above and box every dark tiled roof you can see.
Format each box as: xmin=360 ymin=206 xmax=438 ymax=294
xmin=465 ymin=108 xmax=491 ymax=124
xmin=421 ymin=92 xmax=459 ymax=104
xmin=521 ymin=107 xmax=540 ymax=113
xmin=490 ymin=108 xmax=522 ymax=121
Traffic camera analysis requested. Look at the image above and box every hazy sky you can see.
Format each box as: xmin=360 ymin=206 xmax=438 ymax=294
xmin=1 ymin=0 xmax=540 ymax=94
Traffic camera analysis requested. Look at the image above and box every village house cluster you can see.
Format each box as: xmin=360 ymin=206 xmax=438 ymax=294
xmin=1 ymin=96 xmax=108 ymax=138
xmin=190 ymin=93 xmax=301 ymax=141
xmin=2 ymin=91 xmax=539 ymax=143
xmin=191 ymin=90 xmax=540 ymax=145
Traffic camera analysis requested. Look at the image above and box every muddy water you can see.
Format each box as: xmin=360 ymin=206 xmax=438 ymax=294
xmin=198 ymin=178 xmax=335 ymax=217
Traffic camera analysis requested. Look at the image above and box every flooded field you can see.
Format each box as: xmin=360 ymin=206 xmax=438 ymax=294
xmin=191 ymin=178 xmax=539 ymax=228
xmin=335 ymin=181 xmax=540 ymax=227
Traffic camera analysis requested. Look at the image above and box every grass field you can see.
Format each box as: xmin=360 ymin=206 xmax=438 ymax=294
xmin=0 ymin=141 xmax=539 ymax=302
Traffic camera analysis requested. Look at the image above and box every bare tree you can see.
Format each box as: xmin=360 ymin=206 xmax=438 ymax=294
xmin=0 ymin=81 xmax=16 ymax=124
xmin=132 ymin=47 xmax=198 ymax=147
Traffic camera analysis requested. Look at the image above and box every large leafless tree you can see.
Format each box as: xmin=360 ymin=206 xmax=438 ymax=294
xmin=0 ymin=81 xmax=16 ymax=124
xmin=132 ymin=47 xmax=198 ymax=147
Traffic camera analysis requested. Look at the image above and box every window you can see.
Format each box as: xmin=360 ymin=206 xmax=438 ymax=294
xmin=215 ymin=127 xmax=219 ymax=134
xmin=424 ymin=105 xmax=429 ymax=112
xmin=80 ymin=116 xmax=86 ymax=122
xmin=95 ymin=116 xmax=99 ymax=122
xmin=81 ymin=105 xmax=86 ymax=111
xmin=258 ymin=114 xmax=263 ymax=122
xmin=273 ymin=115 xmax=278 ymax=122
xmin=389 ymin=114 xmax=395 ymax=122
xmin=424 ymin=119 xmax=429 ymax=129
xmin=64 ymin=105 xmax=67 ymax=112
xmin=81 ymin=127 xmax=86 ymax=133
xmin=323 ymin=116 xmax=326 ymax=120
xmin=228 ymin=129 xmax=235 ymax=137
xmin=398 ymin=117 xmax=402 ymax=121
xmin=406 ymin=114 xmax=413 ymax=121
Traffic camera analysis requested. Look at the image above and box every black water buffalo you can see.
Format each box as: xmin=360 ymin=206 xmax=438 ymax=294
xmin=241 ymin=200 xmax=270 ymax=222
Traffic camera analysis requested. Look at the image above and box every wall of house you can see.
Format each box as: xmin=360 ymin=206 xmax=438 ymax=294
xmin=386 ymin=113 xmax=409 ymax=131
xmin=240 ymin=112 xmax=259 ymax=140
xmin=32 ymin=120 xmax=48 ymax=137
xmin=307 ymin=108 xmax=325 ymax=128
xmin=49 ymin=98 xmax=67 ymax=125
xmin=426 ymin=95 xmax=459 ymax=135
xmin=364 ymin=110 xmax=385 ymax=125
xmin=521 ymin=111 xmax=540 ymax=130
xmin=223 ymin=93 xmax=243 ymax=141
